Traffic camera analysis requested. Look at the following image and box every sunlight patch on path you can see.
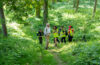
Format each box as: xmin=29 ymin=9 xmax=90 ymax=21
xmin=48 ymin=48 xmax=67 ymax=65
xmin=49 ymin=43 xmax=76 ymax=53
xmin=48 ymin=43 xmax=76 ymax=65
xmin=51 ymin=51 xmax=67 ymax=65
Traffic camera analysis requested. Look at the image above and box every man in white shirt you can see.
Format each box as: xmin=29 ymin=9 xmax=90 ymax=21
xmin=44 ymin=23 xmax=51 ymax=49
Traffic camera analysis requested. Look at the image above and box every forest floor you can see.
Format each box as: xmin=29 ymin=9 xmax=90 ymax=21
xmin=1 ymin=1 xmax=100 ymax=65
xmin=48 ymin=44 xmax=68 ymax=65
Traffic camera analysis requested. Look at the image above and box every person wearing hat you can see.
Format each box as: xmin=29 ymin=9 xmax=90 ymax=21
xmin=52 ymin=26 xmax=59 ymax=47
xmin=68 ymin=26 xmax=74 ymax=42
xmin=44 ymin=23 xmax=51 ymax=49
xmin=37 ymin=29 xmax=44 ymax=45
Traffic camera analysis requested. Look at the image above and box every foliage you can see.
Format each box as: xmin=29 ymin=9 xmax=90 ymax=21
xmin=0 ymin=23 xmax=57 ymax=65
xmin=59 ymin=42 xmax=100 ymax=65
xmin=0 ymin=0 xmax=100 ymax=65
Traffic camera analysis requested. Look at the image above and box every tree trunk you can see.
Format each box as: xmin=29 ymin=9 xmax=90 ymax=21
xmin=36 ymin=5 xmax=41 ymax=18
xmin=57 ymin=0 xmax=60 ymax=2
xmin=73 ymin=0 xmax=76 ymax=8
xmin=52 ymin=0 xmax=56 ymax=4
xmin=93 ymin=0 xmax=97 ymax=17
xmin=35 ymin=0 xmax=41 ymax=18
xmin=0 ymin=4 xmax=8 ymax=37
xmin=43 ymin=0 xmax=48 ymax=24
xmin=75 ymin=0 xmax=79 ymax=12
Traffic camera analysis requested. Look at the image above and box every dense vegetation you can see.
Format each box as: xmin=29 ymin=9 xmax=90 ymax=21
xmin=0 ymin=0 xmax=100 ymax=65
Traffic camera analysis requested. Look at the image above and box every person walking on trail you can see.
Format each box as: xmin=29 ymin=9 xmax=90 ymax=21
xmin=37 ymin=29 xmax=44 ymax=45
xmin=58 ymin=27 xmax=62 ymax=36
xmin=52 ymin=26 xmax=59 ymax=47
xmin=68 ymin=26 xmax=74 ymax=42
xmin=60 ymin=26 xmax=66 ymax=43
xmin=44 ymin=23 xmax=51 ymax=49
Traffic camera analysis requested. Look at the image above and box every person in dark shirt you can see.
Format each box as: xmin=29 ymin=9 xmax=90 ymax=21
xmin=37 ymin=29 xmax=44 ymax=44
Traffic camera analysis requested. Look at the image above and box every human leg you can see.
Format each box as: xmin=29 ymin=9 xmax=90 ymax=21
xmin=45 ymin=35 xmax=49 ymax=49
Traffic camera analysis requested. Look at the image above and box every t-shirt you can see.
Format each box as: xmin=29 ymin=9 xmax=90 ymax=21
xmin=37 ymin=31 xmax=44 ymax=37
xmin=44 ymin=27 xmax=51 ymax=36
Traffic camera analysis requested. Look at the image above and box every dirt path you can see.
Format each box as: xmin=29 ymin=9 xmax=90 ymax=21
xmin=48 ymin=49 xmax=67 ymax=65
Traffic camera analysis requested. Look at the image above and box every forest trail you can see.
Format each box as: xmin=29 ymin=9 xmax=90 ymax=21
xmin=48 ymin=47 xmax=67 ymax=65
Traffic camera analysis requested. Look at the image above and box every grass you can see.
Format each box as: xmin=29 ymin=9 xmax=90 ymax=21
xmin=0 ymin=1 xmax=100 ymax=65
xmin=58 ymin=41 xmax=100 ymax=65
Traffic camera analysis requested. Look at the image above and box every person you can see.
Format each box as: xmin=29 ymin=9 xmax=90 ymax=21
xmin=58 ymin=27 xmax=61 ymax=36
xmin=68 ymin=26 xmax=74 ymax=42
xmin=52 ymin=26 xmax=59 ymax=47
xmin=37 ymin=29 xmax=44 ymax=45
xmin=60 ymin=26 xmax=66 ymax=43
xmin=44 ymin=23 xmax=51 ymax=49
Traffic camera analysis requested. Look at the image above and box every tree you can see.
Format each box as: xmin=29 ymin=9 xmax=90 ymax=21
xmin=5 ymin=0 xmax=35 ymax=23
xmin=75 ymin=0 xmax=80 ymax=12
xmin=35 ymin=0 xmax=41 ymax=18
xmin=0 ymin=1 xmax=8 ymax=37
xmin=52 ymin=0 xmax=56 ymax=4
xmin=43 ymin=0 xmax=48 ymax=24
xmin=93 ymin=0 xmax=97 ymax=17
xmin=57 ymin=0 xmax=61 ymax=2
xmin=0 ymin=0 xmax=34 ymax=36
xmin=73 ymin=0 xmax=76 ymax=8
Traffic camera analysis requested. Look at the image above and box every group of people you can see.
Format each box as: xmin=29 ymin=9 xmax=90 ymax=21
xmin=37 ymin=23 xmax=74 ymax=49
